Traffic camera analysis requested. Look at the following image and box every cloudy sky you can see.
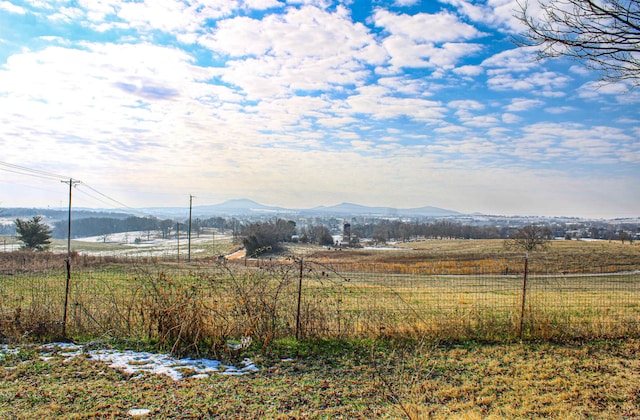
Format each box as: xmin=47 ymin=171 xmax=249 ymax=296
xmin=0 ymin=0 xmax=638 ymax=218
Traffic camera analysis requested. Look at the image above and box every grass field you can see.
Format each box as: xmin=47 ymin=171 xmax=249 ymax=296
xmin=1 ymin=338 xmax=639 ymax=419
xmin=1 ymin=239 xmax=639 ymax=345
xmin=1 ymin=238 xmax=639 ymax=418
xmin=303 ymin=238 xmax=640 ymax=274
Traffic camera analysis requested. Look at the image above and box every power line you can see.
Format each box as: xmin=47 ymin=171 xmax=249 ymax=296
xmin=0 ymin=161 xmax=70 ymax=181
xmin=74 ymin=185 xmax=153 ymax=217
xmin=79 ymin=182 xmax=136 ymax=211
xmin=0 ymin=160 xmax=141 ymax=214
xmin=74 ymin=186 xmax=118 ymax=208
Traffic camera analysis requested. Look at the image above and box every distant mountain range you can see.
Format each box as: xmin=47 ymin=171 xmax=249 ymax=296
xmin=305 ymin=202 xmax=460 ymax=217
xmin=3 ymin=201 xmax=636 ymax=228
xmin=140 ymin=199 xmax=461 ymax=218
xmin=1 ymin=199 xmax=461 ymax=222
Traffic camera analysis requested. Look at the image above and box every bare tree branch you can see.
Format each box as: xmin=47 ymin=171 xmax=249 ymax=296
xmin=515 ymin=0 xmax=640 ymax=85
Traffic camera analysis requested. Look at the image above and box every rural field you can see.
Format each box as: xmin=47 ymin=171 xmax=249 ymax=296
xmin=0 ymin=238 xmax=639 ymax=418
xmin=1 ymin=338 xmax=639 ymax=418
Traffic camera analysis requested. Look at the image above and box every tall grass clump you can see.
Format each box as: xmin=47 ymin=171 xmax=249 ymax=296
xmin=64 ymin=260 xmax=310 ymax=356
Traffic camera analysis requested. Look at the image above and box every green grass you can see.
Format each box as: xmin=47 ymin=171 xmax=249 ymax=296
xmin=1 ymin=338 xmax=639 ymax=419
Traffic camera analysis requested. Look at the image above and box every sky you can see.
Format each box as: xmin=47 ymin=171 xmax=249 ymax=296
xmin=0 ymin=0 xmax=638 ymax=219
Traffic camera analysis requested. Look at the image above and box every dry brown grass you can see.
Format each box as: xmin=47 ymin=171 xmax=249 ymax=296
xmin=1 ymin=244 xmax=639 ymax=418
xmin=1 ymin=338 xmax=639 ymax=419
xmin=304 ymin=239 xmax=640 ymax=274
xmin=1 ymin=240 xmax=639 ymax=353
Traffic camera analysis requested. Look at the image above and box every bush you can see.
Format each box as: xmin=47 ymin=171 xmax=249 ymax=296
xmin=241 ymin=219 xmax=296 ymax=256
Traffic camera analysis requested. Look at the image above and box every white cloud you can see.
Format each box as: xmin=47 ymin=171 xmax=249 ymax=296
xmin=344 ymin=84 xmax=445 ymax=121
xmin=373 ymin=9 xmax=483 ymax=42
xmin=207 ymin=5 xmax=384 ymax=61
xmin=381 ymin=36 xmax=483 ymax=70
xmin=569 ymin=65 xmax=590 ymax=76
xmin=285 ymin=0 xmax=332 ymax=7
xmin=453 ymin=65 xmax=483 ymax=77
xmin=21 ymin=0 xmax=53 ymax=9
xmin=243 ymin=0 xmax=283 ymax=10
xmin=518 ymin=122 xmax=636 ymax=163
xmin=446 ymin=100 xmax=503 ymax=128
xmin=616 ymin=117 xmax=640 ymax=124
xmin=0 ymin=1 xmax=26 ymax=14
xmin=372 ymin=8 xmax=485 ymax=70
xmin=505 ymin=98 xmax=544 ymax=112
xmin=577 ymin=80 xmax=640 ymax=104
xmin=545 ymin=106 xmax=575 ymax=114
xmin=441 ymin=0 xmax=524 ymax=32
xmin=501 ymin=113 xmax=521 ymax=124
xmin=461 ymin=115 xmax=501 ymax=127
xmin=487 ymin=70 xmax=570 ymax=92
xmin=372 ymin=8 xmax=486 ymax=71
xmin=0 ymin=43 xmax=238 ymax=173
xmin=448 ymin=100 xmax=484 ymax=111
xmin=200 ymin=5 xmax=385 ymax=98
xmin=49 ymin=6 xmax=85 ymax=22
xmin=67 ymin=0 xmax=240 ymax=37
xmin=433 ymin=124 xmax=468 ymax=134
xmin=377 ymin=76 xmax=434 ymax=96
xmin=481 ymin=47 xmax=538 ymax=72
xmin=0 ymin=0 xmax=638 ymax=218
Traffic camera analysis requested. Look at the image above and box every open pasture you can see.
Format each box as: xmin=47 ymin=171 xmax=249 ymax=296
xmin=298 ymin=264 xmax=640 ymax=340
xmin=0 ymin=238 xmax=638 ymax=348
xmin=1 ymin=240 xmax=640 ymax=419
xmin=304 ymin=239 xmax=640 ymax=274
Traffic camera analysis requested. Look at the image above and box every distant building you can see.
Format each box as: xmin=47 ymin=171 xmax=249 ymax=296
xmin=343 ymin=223 xmax=351 ymax=244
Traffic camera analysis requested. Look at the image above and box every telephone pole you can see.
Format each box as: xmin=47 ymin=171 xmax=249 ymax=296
xmin=61 ymin=178 xmax=80 ymax=337
xmin=176 ymin=222 xmax=180 ymax=263
xmin=188 ymin=195 xmax=194 ymax=262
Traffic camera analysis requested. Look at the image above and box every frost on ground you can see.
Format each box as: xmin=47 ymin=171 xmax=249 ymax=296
xmin=2 ymin=343 xmax=258 ymax=380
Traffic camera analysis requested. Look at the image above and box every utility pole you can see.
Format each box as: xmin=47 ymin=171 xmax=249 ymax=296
xmin=188 ymin=195 xmax=194 ymax=262
xmin=176 ymin=222 xmax=180 ymax=263
xmin=61 ymin=178 xmax=80 ymax=337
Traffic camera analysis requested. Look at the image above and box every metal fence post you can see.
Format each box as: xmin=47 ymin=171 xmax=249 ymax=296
xmin=519 ymin=253 xmax=529 ymax=338
xmin=296 ymin=258 xmax=303 ymax=340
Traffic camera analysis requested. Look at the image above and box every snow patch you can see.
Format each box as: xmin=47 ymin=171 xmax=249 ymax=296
xmin=31 ymin=343 xmax=259 ymax=380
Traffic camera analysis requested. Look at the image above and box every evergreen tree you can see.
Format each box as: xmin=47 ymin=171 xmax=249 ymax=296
xmin=15 ymin=216 xmax=52 ymax=251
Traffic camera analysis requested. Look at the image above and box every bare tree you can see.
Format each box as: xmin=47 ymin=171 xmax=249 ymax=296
xmin=515 ymin=0 xmax=640 ymax=85
xmin=504 ymin=225 xmax=554 ymax=252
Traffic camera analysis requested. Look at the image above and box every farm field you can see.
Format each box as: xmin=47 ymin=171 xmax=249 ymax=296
xmin=301 ymin=238 xmax=640 ymax=274
xmin=0 ymin=238 xmax=639 ymax=418
xmin=1 ymin=238 xmax=639 ymax=343
xmin=2 ymin=227 xmax=241 ymax=259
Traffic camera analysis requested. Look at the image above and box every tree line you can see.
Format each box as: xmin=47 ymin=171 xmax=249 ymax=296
xmin=7 ymin=214 xmax=637 ymax=253
xmin=52 ymin=216 xmax=174 ymax=239
xmin=351 ymin=220 xmax=505 ymax=242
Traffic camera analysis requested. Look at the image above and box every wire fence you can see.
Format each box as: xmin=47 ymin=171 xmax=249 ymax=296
xmin=0 ymin=254 xmax=639 ymax=348
xmin=294 ymin=258 xmax=640 ymax=340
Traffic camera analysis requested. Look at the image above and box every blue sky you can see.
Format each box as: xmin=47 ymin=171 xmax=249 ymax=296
xmin=0 ymin=0 xmax=638 ymax=218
